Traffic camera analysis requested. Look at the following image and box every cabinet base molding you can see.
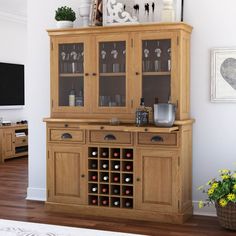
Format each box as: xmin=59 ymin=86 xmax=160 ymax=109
xmin=45 ymin=202 xmax=193 ymax=224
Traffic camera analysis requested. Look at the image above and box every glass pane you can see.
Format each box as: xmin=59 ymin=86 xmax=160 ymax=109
xmin=58 ymin=43 xmax=84 ymax=107
xmin=99 ymin=41 xmax=126 ymax=107
xmin=142 ymin=39 xmax=171 ymax=72
xmin=142 ymin=75 xmax=170 ymax=107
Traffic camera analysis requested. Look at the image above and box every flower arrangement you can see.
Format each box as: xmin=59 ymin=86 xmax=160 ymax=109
xmin=198 ymin=169 xmax=236 ymax=208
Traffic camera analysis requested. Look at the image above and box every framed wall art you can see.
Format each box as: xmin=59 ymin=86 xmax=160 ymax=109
xmin=103 ymin=0 xmax=184 ymax=26
xmin=211 ymin=48 xmax=236 ymax=102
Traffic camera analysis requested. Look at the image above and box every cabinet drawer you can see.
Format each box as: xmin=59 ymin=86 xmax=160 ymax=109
xmin=15 ymin=136 xmax=28 ymax=147
xmin=50 ymin=129 xmax=84 ymax=143
xmin=137 ymin=132 xmax=177 ymax=146
xmin=89 ymin=131 xmax=133 ymax=145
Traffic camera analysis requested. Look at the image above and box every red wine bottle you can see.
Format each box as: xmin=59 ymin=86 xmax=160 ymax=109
xmin=91 ymin=198 xmax=97 ymax=205
xmin=101 ymin=187 xmax=108 ymax=194
xmin=91 ymin=174 xmax=97 ymax=181
xmin=124 ymin=200 xmax=132 ymax=208
xmin=125 ymin=164 xmax=132 ymax=171
xmin=113 ymin=151 xmax=120 ymax=158
xmin=126 ymin=152 xmax=132 ymax=158
xmin=102 ymin=199 xmax=108 ymax=206
xmin=91 ymin=162 xmax=97 ymax=169
xmin=102 ymin=151 xmax=108 ymax=157
xmin=124 ymin=188 xmax=131 ymax=195
xmin=113 ymin=175 xmax=119 ymax=182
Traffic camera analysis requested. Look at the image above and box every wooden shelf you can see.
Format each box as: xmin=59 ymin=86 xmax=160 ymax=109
xmin=60 ymin=73 xmax=84 ymax=77
xmin=99 ymin=73 xmax=126 ymax=77
xmin=142 ymin=72 xmax=171 ymax=76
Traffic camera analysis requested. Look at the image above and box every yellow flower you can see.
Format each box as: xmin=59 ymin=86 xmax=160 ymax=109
xmin=219 ymin=169 xmax=230 ymax=174
xmin=234 ymin=184 xmax=236 ymax=190
xmin=219 ymin=198 xmax=228 ymax=207
xmin=232 ymin=173 xmax=236 ymax=179
xmin=207 ymin=180 xmax=213 ymax=185
xmin=221 ymin=175 xmax=230 ymax=180
xmin=208 ymin=188 xmax=214 ymax=195
xmin=211 ymin=182 xmax=219 ymax=189
xmin=198 ymin=200 xmax=204 ymax=209
xmin=227 ymin=193 xmax=236 ymax=201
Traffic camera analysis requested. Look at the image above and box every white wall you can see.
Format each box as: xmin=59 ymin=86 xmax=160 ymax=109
xmin=0 ymin=17 xmax=27 ymax=122
xmin=27 ymin=0 xmax=236 ymax=215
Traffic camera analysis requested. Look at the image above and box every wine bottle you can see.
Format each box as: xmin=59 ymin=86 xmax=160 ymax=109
xmin=124 ymin=200 xmax=132 ymax=208
xmin=113 ymin=151 xmax=120 ymax=158
xmin=91 ymin=174 xmax=97 ymax=181
xmin=126 ymin=152 xmax=132 ymax=159
xmin=101 ymin=187 xmax=108 ymax=194
xmin=91 ymin=162 xmax=97 ymax=169
xmin=102 ymin=163 xmax=108 ymax=169
xmin=113 ymin=200 xmax=120 ymax=207
xmin=125 ymin=164 xmax=132 ymax=171
xmin=135 ymin=98 xmax=149 ymax=126
xmin=101 ymin=151 xmax=108 ymax=157
xmin=103 ymin=175 xmax=109 ymax=181
xmin=113 ymin=187 xmax=120 ymax=195
xmin=91 ymin=187 xmax=98 ymax=193
xmin=114 ymin=164 xmax=120 ymax=170
xmin=91 ymin=151 xmax=97 ymax=157
xmin=124 ymin=188 xmax=131 ymax=195
xmin=124 ymin=177 xmax=131 ymax=183
xmin=102 ymin=199 xmax=108 ymax=206
xmin=113 ymin=176 xmax=119 ymax=182
xmin=91 ymin=198 xmax=97 ymax=205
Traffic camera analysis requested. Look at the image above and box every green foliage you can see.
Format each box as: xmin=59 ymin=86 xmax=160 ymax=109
xmin=198 ymin=169 xmax=236 ymax=208
xmin=55 ymin=6 xmax=76 ymax=22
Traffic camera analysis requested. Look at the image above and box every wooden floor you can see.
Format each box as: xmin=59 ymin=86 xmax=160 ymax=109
xmin=0 ymin=158 xmax=235 ymax=236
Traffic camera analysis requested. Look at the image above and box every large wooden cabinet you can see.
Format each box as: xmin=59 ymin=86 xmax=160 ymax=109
xmin=45 ymin=23 xmax=193 ymax=224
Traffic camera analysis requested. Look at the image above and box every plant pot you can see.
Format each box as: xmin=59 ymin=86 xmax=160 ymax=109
xmin=56 ymin=21 xmax=73 ymax=29
xmin=215 ymin=202 xmax=236 ymax=230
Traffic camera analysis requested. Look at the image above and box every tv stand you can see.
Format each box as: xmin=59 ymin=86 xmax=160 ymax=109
xmin=0 ymin=124 xmax=28 ymax=163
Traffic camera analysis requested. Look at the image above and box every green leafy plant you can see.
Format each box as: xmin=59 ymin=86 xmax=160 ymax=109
xmin=55 ymin=6 xmax=76 ymax=22
xmin=198 ymin=169 xmax=236 ymax=208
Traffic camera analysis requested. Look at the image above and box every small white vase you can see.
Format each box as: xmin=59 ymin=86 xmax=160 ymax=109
xmin=56 ymin=21 xmax=73 ymax=29
xmin=161 ymin=0 xmax=175 ymax=22
xmin=78 ymin=0 xmax=92 ymax=27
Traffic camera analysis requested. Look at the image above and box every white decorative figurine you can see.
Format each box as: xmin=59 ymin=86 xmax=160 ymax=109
xmin=161 ymin=0 xmax=175 ymax=22
xmin=78 ymin=0 xmax=92 ymax=26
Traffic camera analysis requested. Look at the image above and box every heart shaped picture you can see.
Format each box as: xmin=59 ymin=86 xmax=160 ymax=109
xmin=220 ymin=57 xmax=236 ymax=90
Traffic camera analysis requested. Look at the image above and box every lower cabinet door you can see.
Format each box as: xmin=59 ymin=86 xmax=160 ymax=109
xmin=47 ymin=145 xmax=87 ymax=205
xmin=3 ymin=129 xmax=15 ymax=158
xmin=135 ymin=149 xmax=179 ymax=213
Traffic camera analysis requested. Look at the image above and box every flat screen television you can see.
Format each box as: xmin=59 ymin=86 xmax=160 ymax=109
xmin=0 ymin=62 xmax=25 ymax=109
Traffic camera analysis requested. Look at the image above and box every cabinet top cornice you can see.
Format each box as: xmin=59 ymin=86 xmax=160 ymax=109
xmin=47 ymin=22 xmax=192 ymax=36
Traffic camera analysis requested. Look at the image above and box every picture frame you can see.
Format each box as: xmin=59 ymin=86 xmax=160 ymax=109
xmin=103 ymin=0 xmax=184 ymax=26
xmin=89 ymin=0 xmax=103 ymax=26
xmin=211 ymin=48 xmax=236 ymax=102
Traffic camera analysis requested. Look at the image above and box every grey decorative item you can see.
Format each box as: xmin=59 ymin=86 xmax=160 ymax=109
xmin=211 ymin=48 xmax=236 ymax=102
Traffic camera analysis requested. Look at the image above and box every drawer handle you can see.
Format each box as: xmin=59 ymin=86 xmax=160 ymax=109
xmin=104 ymin=134 xmax=116 ymax=141
xmin=61 ymin=133 xmax=72 ymax=139
xmin=151 ymin=136 xmax=164 ymax=142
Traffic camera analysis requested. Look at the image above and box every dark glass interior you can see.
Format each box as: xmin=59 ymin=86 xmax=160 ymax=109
xmin=58 ymin=43 xmax=84 ymax=107
xmin=142 ymin=39 xmax=171 ymax=72
xmin=99 ymin=41 xmax=126 ymax=107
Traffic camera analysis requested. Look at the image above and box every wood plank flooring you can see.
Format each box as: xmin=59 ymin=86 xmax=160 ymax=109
xmin=0 ymin=158 xmax=235 ymax=236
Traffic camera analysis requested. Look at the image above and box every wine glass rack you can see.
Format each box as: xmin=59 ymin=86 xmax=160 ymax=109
xmin=88 ymin=147 xmax=134 ymax=209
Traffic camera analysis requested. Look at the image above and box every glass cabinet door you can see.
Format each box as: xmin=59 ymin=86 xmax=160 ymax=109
xmin=59 ymin=43 xmax=84 ymax=107
xmin=142 ymin=39 xmax=171 ymax=107
xmin=52 ymin=37 xmax=90 ymax=113
xmin=94 ymin=35 xmax=130 ymax=113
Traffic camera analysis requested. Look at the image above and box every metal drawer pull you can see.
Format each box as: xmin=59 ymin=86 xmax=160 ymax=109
xmin=104 ymin=134 xmax=116 ymax=141
xmin=151 ymin=136 xmax=164 ymax=142
xmin=61 ymin=133 xmax=72 ymax=139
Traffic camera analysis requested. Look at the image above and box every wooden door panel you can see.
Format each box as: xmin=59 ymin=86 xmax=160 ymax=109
xmin=48 ymin=145 xmax=87 ymax=205
xmin=3 ymin=130 xmax=15 ymax=157
xmin=136 ymin=149 xmax=179 ymax=213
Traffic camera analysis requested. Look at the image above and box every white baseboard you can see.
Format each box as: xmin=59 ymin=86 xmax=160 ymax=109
xmin=26 ymin=187 xmax=46 ymax=201
xmin=193 ymin=200 xmax=216 ymax=216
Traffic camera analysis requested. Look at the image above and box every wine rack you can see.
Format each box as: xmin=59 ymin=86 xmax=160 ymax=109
xmin=88 ymin=147 xmax=134 ymax=209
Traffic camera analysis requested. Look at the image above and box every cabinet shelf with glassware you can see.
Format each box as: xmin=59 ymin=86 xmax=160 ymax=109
xmin=48 ymin=23 xmax=192 ymax=121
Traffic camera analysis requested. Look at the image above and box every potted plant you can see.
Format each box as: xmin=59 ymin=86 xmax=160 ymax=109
xmin=55 ymin=6 xmax=76 ymax=28
xmin=198 ymin=169 xmax=236 ymax=230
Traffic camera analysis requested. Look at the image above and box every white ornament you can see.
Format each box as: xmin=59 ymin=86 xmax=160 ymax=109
xmin=105 ymin=0 xmax=138 ymax=25
xmin=161 ymin=0 xmax=175 ymax=22
xmin=78 ymin=0 xmax=92 ymax=26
